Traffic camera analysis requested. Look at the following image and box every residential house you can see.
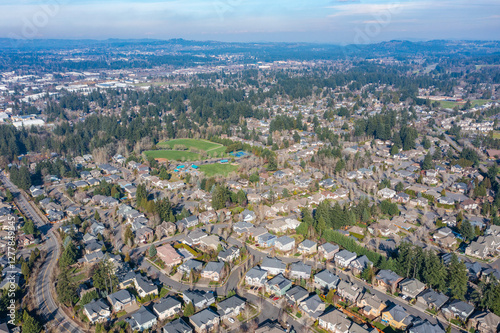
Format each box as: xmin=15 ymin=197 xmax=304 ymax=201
xmin=408 ymin=319 xmax=445 ymax=333
xmin=190 ymin=308 xmax=220 ymax=333
xmin=441 ymin=299 xmax=475 ymax=322
xmin=336 ymin=280 xmax=362 ymax=303
xmin=218 ymin=246 xmax=240 ymax=263
xmin=300 ymin=294 xmax=325 ymax=319
xmin=314 ymin=270 xmax=339 ymax=291
xmin=399 ymin=278 xmax=426 ymax=299
xmin=319 ymin=243 xmax=339 ymax=260
xmin=289 ymin=262 xmax=312 ymax=280
xmin=183 ymin=290 xmax=215 ymax=309
xmin=417 ymin=289 xmax=449 ymax=310
xmin=83 ymin=299 xmax=111 ymax=323
xmin=178 ymin=259 xmax=204 ymax=275
xmin=156 ymin=244 xmax=183 ymax=267
xmin=318 ymin=309 xmax=352 ymax=333
xmin=378 ymin=188 xmax=396 ymax=199
xmin=374 ymin=270 xmax=403 ymax=294
xmin=334 ymin=250 xmax=357 ymax=268
xmin=265 ymin=274 xmax=293 ymax=296
xmin=107 ymin=289 xmax=136 ymax=312
xmin=261 ymin=257 xmax=286 ymax=276
xmin=468 ymin=310 xmax=500 ymax=333
xmin=128 ymin=306 xmax=157 ymax=332
xmin=285 ymin=286 xmax=309 ymax=305
xmin=356 ymin=293 xmax=386 ymax=318
xmin=134 ymin=274 xmax=158 ymax=298
xmin=240 ymin=209 xmax=256 ymax=222
xmin=257 ymin=233 xmax=277 ymax=248
xmin=381 ymin=304 xmax=415 ymax=330
xmin=217 ymin=296 xmax=246 ymax=319
xmin=153 ymin=296 xmax=182 ymax=321
xmin=245 ymin=267 xmax=267 ymax=287
xmin=298 ymin=239 xmax=317 ymax=255
xmin=349 ymin=255 xmax=373 ymax=276
xmin=201 ymin=261 xmax=225 ymax=282
xmin=162 ymin=318 xmax=193 ymax=333
xmin=274 ymin=236 xmax=295 ymax=252
xmin=184 ymin=231 xmax=207 ymax=246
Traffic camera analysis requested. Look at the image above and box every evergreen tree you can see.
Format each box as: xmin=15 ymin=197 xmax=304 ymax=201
xmin=149 ymin=245 xmax=157 ymax=257
xmin=22 ymin=310 xmax=42 ymax=333
xmin=448 ymin=254 xmax=468 ymax=300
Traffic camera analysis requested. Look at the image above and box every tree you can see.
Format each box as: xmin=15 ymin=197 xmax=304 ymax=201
xmin=59 ymin=242 xmax=78 ymax=268
xmin=395 ymin=182 xmax=404 ymax=192
xmin=212 ymin=185 xmax=231 ymax=210
xmin=94 ymin=210 xmax=101 ymax=221
xmin=360 ymin=266 xmax=374 ymax=282
xmin=293 ymin=131 xmax=301 ymax=143
xmin=460 ymin=220 xmax=475 ymax=242
xmin=184 ymin=301 xmax=195 ymax=316
xmin=22 ymin=310 xmax=42 ymax=333
xmin=124 ymin=226 xmax=134 ymax=247
xmin=448 ymin=254 xmax=468 ymax=300
xmin=22 ymin=261 xmax=30 ymax=281
xmin=149 ymin=245 xmax=157 ymax=257
xmin=56 ymin=270 xmax=78 ymax=306
xmin=92 ymin=258 xmax=118 ymax=295
xmin=22 ymin=219 xmax=36 ymax=235
xmin=124 ymin=252 xmax=131 ymax=262
xmin=422 ymin=153 xmax=432 ymax=170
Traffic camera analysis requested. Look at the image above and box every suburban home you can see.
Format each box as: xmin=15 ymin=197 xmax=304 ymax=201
xmin=177 ymin=215 xmax=199 ymax=229
xmin=178 ymin=259 xmax=204 ymax=275
xmin=374 ymin=270 xmax=403 ymax=294
xmin=183 ymin=290 xmax=215 ymax=309
xmin=399 ymin=278 xmax=426 ymax=299
xmin=265 ymin=274 xmax=293 ymax=296
xmin=156 ymin=244 xmax=183 ymax=267
xmin=289 ymin=262 xmax=312 ymax=280
xmin=297 ymin=239 xmax=318 ymax=254
xmin=217 ymin=295 xmax=246 ymax=319
xmin=153 ymin=296 xmax=182 ymax=321
xmin=408 ymin=319 xmax=445 ymax=333
xmin=318 ymin=309 xmax=353 ymax=333
xmin=274 ymin=236 xmax=295 ymax=252
xmin=232 ymin=221 xmax=254 ymax=234
xmin=417 ymin=289 xmax=449 ymax=310
xmin=261 ymin=257 xmax=286 ymax=275
xmin=83 ymin=299 xmax=111 ymax=323
xmin=107 ymin=289 xmax=136 ymax=312
xmin=240 ymin=209 xmax=256 ymax=222
xmin=245 ymin=266 xmax=268 ymax=287
xmin=314 ymin=270 xmax=340 ymax=291
xmin=285 ymin=286 xmax=309 ymax=305
xmin=201 ymin=261 xmax=225 ymax=282
xmin=128 ymin=306 xmax=157 ymax=332
xmin=162 ymin=318 xmax=193 ymax=333
xmin=300 ymin=294 xmax=325 ymax=319
xmin=134 ymin=274 xmax=158 ymax=298
xmin=217 ymin=246 xmax=240 ymax=263
xmin=356 ymin=293 xmax=386 ymax=318
xmin=377 ymin=188 xmax=396 ymax=199
xmin=318 ymin=243 xmax=339 ymax=259
xmin=184 ymin=231 xmax=208 ymax=246
xmin=189 ymin=308 xmax=220 ymax=332
xmin=256 ymin=233 xmax=277 ymax=248
xmin=468 ymin=310 xmax=500 ymax=333
xmin=381 ymin=304 xmax=415 ymax=330
xmin=349 ymin=255 xmax=373 ymax=276
xmin=334 ymin=250 xmax=357 ymax=268
xmin=336 ymin=280 xmax=362 ymax=303
xmin=441 ymin=299 xmax=475 ymax=322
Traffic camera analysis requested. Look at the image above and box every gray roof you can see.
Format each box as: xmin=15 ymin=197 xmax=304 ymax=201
xmin=301 ymin=294 xmax=324 ymax=318
xmin=299 ymin=239 xmax=317 ymax=249
xmin=314 ymin=270 xmax=340 ymax=286
xmin=261 ymin=257 xmax=286 ymax=270
xmin=409 ymin=320 xmax=445 ymax=333
xmin=135 ymin=274 xmax=157 ymax=294
xmin=376 ymin=269 xmax=402 ymax=284
xmin=275 ymin=235 xmax=295 ymax=246
xmin=162 ymin=318 xmax=192 ymax=333
xmin=202 ymin=261 xmax=225 ymax=274
xmin=217 ymin=295 xmax=245 ymax=313
xmin=388 ymin=304 xmax=409 ymax=323
xmin=320 ymin=242 xmax=339 ymax=253
xmin=418 ymin=289 xmax=449 ymax=309
xmin=246 ymin=267 xmax=267 ymax=280
xmin=190 ymin=308 xmax=219 ymax=328
xmin=108 ymin=289 xmax=133 ymax=306
xmin=266 ymin=274 xmax=292 ymax=291
xmin=290 ymin=261 xmax=311 ymax=274
xmin=335 ymin=249 xmax=357 ymax=261
xmin=285 ymin=286 xmax=309 ymax=303
xmin=153 ymin=296 xmax=181 ymax=315
xmin=84 ymin=299 xmax=109 ymax=316
xmin=183 ymin=290 xmax=215 ymax=306
xmin=131 ymin=306 xmax=157 ymax=326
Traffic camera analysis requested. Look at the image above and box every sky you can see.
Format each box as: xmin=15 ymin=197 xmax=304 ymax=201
xmin=1 ymin=0 xmax=500 ymax=43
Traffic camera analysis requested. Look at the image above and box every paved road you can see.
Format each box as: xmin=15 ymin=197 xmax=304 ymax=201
xmin=0 ymin=173 xmax=83 ymax=333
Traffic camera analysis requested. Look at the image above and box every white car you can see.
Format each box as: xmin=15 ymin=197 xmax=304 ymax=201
xmin=228 ymin=318 xmax=235 ymax=324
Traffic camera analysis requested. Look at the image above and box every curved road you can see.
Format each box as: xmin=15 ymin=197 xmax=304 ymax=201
xmin=0 ymin=173 xmax=83 ymax=332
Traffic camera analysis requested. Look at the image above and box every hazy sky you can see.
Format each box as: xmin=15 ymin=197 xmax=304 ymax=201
xmin=2 ymin=0 xmax=499 ymax=43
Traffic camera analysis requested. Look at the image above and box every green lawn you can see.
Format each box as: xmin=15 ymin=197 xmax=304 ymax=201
xmin=158 ymin=138 xmax=223 ymax=151
xmin=439 ymin=99 xmax=492 ymax=109
xmin=199 ymin=163 xmax=239 ymax=176
xmin=70 ymin=273 xmax=86 ymax=283
xmin=144 ymin=150 xmax=200 ymax=161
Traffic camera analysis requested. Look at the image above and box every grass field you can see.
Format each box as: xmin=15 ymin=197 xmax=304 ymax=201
xmin=147 ymin=138 xmax=226 ymax=161
xmin=439 ymin=99 xmax=493 ymax=109
xmin=199 ymin=163 xmax=238 ymax=176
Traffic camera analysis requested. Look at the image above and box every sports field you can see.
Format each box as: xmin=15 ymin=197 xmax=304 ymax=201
xmin=144 ymin=139 xmax=226 ymax=161
xmin=199 ymin=163 xmax=239 ymax=176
